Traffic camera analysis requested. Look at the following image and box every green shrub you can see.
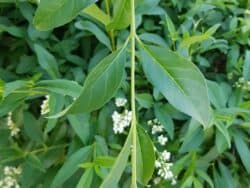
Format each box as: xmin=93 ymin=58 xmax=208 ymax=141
xmin=0 ymin=0 xmax=250 ymax=187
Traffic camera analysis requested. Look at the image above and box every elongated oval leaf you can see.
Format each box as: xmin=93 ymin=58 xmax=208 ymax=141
xmin=233 ymin=129 xmax=250 ymax=173
xmin=140 ymin=44 xmax=211 ymax=127
xmin=34 ymin=44 xmax=60 ymax=79
xmin=51 ymin=145 xmax=93 ymax=188
xmin=76 ymin=168 xmax=94 ymax=188
xmin=136 ymin=126 xmax=155 ymax=185
xmin=36 ymin=79 xmax=82 ymax=98
xmin=100 ymin=129 xmax=132 ymax=188
xmin=75 ymin=21 xmax=111 ymax=50
xmin=68 ymin=46 xmax=127 ymax=114
xmin=33 ymin=0 xmax=96 ymax=31
xmin=83 ymin=4 xmax=111 ymax=26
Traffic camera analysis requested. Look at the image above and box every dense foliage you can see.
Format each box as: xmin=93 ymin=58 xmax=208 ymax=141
xmin=0 ymin=0 xmax=250 ymax=187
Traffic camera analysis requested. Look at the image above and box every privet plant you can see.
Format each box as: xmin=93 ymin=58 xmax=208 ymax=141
xmin=0 ymin=0 xmax=250 ymax=187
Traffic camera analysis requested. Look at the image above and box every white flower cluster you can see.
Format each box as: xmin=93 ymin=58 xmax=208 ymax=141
xmin=112 ymin=97 xmax=132 ymax=134
xmin=112 ymin=110 xmax=132 ymax=134
xmin=115 ymin=97 xmax=127 ymax=107
xmin=41 ymin=95 xmax=50 ymax=115
xmin=147 ymin=119 xmax=168 ymax=146
xmin=154 ymin=150 xmax=177 ymax=186
xmin=0 ymin=166 xmax=21 ymax=188
xmin=235 ymin=77 xmax=250 ymax=91
xmin=7 ymin=113 xmax=20 ymax=137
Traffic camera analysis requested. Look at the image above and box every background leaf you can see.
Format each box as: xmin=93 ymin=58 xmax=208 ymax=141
xmin=33 ymin=0 xmax=96 ymax=30
xmin=51 ymin=145 xmax=93 ymax=188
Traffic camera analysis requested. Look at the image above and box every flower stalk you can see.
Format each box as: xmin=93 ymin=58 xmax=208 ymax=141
xmin=130 ymin=0 xmax=137 ymax=187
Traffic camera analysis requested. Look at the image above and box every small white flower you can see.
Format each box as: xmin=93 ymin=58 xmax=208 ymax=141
xmin=6 ymin=113 xmax=20 ymax=137
xmin=239 ymin=77 xmax=245 ymax=83
xmin=41 ymin=95 xmax=50 ymax=115
xmin=153 ymin=177 xmax=161 ymax=185
xmin=0 ymin=166 xmax=22 ymax=188
xmin=115 ymin=97 xmax=127 ymax=107
xmin=147 ymin=120 xmax=153 ymax=126
xmin=151 ymin=125 xmax=164 ymax=134
xmin=158 ymin=135 xmax=168 ymax=145
xmin=112 ymin=110 xmax=132 ymax=134
xmin=161 ymin=150 xmax=171 ymax=161
xmin=155 ymin=160 xmax=161 ymax=168
xmin=171 ymin=178 xmax=177 ymax=185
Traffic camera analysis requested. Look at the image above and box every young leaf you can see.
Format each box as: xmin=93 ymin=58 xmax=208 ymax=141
xmin=139 ymin=44 xmax=211 ymax=127
xmin=34 ymin=44 xmax=60 ymax=79
xmin=68 ymin=46 xmax=127 ymax=114
xmin=82 ymin=4 xmax=111 ymax=26
xmin=136 ymin=126 xmax=155 ymax=185
xmin=33 ymin=0 xmax=96 ymax=30
xmin=106 ymin=0 xmax=131 ymax=30
xmin=100 ymin=128 xmax=132 ymax=188
xmin=51 ymin=145 xmax=93 ymax=188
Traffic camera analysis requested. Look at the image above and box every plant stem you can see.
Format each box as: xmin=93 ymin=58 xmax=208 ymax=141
xmin=104 ymin=0 xmax=116 ymax=51
xmin=130 ymin=0 xmax=137 ymax=187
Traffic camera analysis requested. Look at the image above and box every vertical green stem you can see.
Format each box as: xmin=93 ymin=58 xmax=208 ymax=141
xmin=104 ymin=0 xmax=116 ymax=51
xmin=130 ymin=0 xmax=137 ymax=187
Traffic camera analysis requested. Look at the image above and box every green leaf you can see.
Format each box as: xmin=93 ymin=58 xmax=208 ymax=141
xmin=154 ymin=104 xmax=174 ymax=139
xmin=67 ymin=114 xmax=90 ymax=144
xmin=196 ymin=169 xmax=214 ymax=188
xmin=75 ymin=21 xmax=111 ymax=50
xmin=34 ymin=44 xmax=60 ymax=79
xmin=140 ymin=44 xmax=211 ymax=127
xmin=23 ymin=111 xmax=43 ymax=143
xmin=0 ymin=94 xmax=26 ymax=117
xmin=68 ymin=45 xmax=127 ymax=114
xmin=0 ymin=80 xmax=4 ymax=102
xmin=135 ymin=93 xmax=153 ymax=108
xmin=76 ymin=168 xmax=94 ymax=188
xmin=207 ymin=80 xmax=229 ymax=108
xmin=215 ymin=128 xmax=228 ymax=153
xmin=51 ymin=145 xmax=93 ymax=188
xmin=100 ymin=128 xmax=132 ymax=188
xmin=94 ymin=156 xmax=115 ymax=167
xmin=179 ymin=120 xmax=204 ymax=153
xmin=233 ymin=129 xmax=250 ymax=173
xmin=106 ymin=0 xmax=131 ymax=30
xmin=214 ymin=121 xmax=231 ymax=149
xmin=243 ymin=50 xmax=250 ymax=80
xmin=164 ymin=14 xmax=178 ymax=41
xmin=136 ymin=126 xmax=155 ymax=185
xmin=33 ymin=0 xmax=96 ymax=30
xmin=36 ymin=79 xmax=82 ymax=98
xmin=82 ymin=4 xmax=111 ymax=26
xmin=0 ymin=24 xmax=25 ymax=38
xmin=26 ymin=154 xmax=45 ymax=172
xmin=218 ymin=162 xmax=236 ymax=188
xmin=180 ymin=24 xmax=220 ymax=48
